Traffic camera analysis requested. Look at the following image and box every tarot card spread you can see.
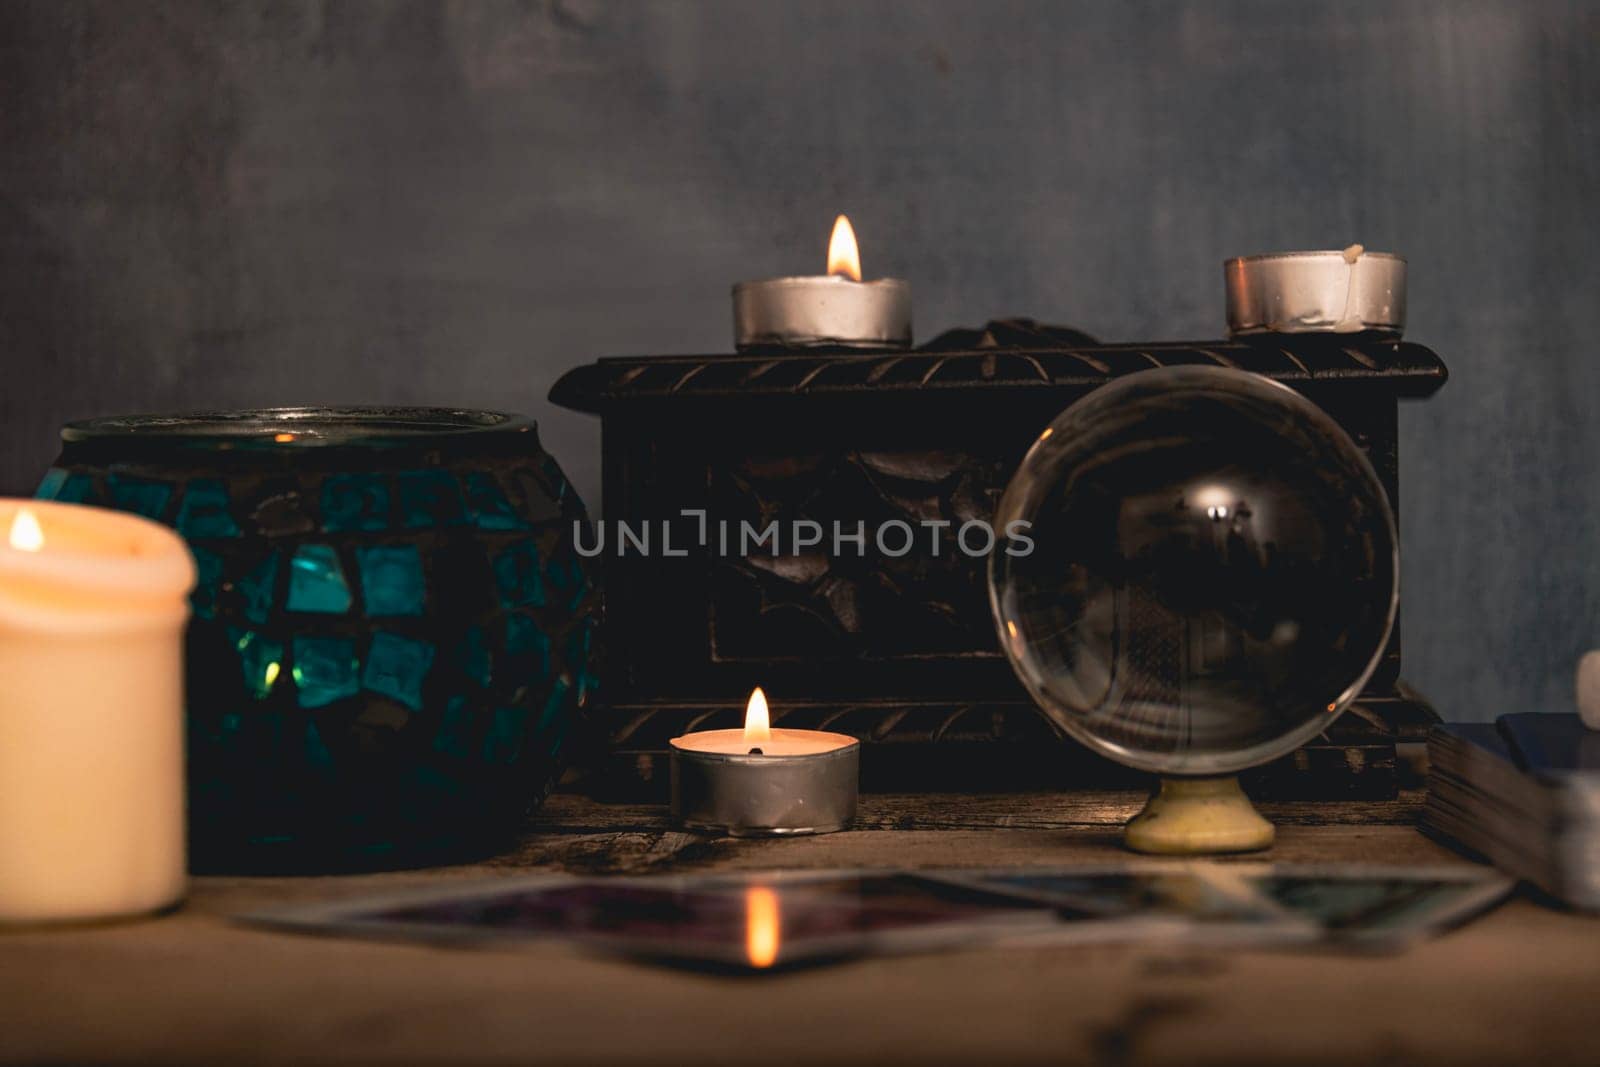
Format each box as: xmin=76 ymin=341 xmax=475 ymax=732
xmin=246 ymin=866 xmax=1509 ymax=972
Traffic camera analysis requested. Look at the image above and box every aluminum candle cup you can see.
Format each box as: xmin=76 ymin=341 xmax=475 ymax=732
xmin=733 ymin=276 xmax=912 ymax=351
xmin=670 ymin=729 xmax=859 ymax=836
xmin=1225 ymin=249 xmax=1406 ymax=337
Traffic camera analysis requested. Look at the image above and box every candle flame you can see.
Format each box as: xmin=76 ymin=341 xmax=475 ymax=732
xmin=827 ymin=215 xmax=862 ymax=282
xmin=743 ymin=686 xmax=773 ymax=745
xmin=745 ymin=886 xmax=781 ymax=969
xmin=8 ymin=508 xmax=45 ymax=552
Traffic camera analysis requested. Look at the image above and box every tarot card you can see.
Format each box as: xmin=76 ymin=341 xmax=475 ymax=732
xmin=928 ymin=866 xmax=1273 ymax=921
xmin=1227 ymin=865 xmax=1513 ymax=949
xmin=246 ymin=870 xmax=1099 ymax=972
xmin=924 ymin=864 xmax=1512 ymax=950
xmin=925 ymin=865 xmax=1314 ymax=946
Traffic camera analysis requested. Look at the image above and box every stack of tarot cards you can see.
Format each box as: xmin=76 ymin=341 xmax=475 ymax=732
xmin=1425 ymin=712 xmax=1600 ymax=909
xmin=248 ymin=866 xmax=1507 ymax=972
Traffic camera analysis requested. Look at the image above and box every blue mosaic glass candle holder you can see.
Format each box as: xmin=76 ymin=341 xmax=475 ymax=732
xmin=40 ymin=408 xmax=598 ymax=872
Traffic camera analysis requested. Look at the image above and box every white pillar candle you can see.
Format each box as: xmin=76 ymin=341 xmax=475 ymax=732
xmin=1577 ymin=650 xmax=1600 ymax=731
xmin=0 ymin=498 xmax=195 ymax=923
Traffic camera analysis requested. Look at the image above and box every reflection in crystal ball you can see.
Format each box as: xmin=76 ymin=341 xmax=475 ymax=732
xmin=990 ymin=366 xmax=1397 ymax=776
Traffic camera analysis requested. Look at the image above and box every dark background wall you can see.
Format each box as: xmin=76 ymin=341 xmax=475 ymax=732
xmin=2 ymin=0 xmax=1596 ymax=723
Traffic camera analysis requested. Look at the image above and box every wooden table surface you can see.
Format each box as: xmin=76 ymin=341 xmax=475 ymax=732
xmin=3 ymin=791 xmax=1597 ymax=1066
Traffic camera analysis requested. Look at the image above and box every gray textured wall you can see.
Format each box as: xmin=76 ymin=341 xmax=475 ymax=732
xmin=2 ymin=0 xmax=1596 ymax=723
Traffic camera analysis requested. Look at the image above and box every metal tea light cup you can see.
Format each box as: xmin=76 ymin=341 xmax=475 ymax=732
xmin=670 ymin=737 xmax=860 ymax=837
xmin=1225 ymin=249 xmax=1406 ymax=337
xmin=733 ymin=276 xmax=912 ymax=351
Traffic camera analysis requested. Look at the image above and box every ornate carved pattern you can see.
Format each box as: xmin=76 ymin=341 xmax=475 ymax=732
xmin=709 ymin=449 xmax=1013 ymax=661
xmin=552 ymin=336 xmax=1447 ymax=413
xmin=593 ymin=693 xmax=1431 ymax=800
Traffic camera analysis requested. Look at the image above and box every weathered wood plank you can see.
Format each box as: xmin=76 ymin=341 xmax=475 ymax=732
xmin=494 ymin=824 xmax=1461 ymax=878
xmin=6 ymin=793 xmax=1591 ymax=1067
xmin=526 ymin=789 xmax=1425 ymax=836
xmin=6 ymin=891 xmax=1597 ymax=1067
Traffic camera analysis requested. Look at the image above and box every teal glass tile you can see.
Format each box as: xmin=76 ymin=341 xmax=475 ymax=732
xmin=190 ymin=547 xmax=225 ymax=620
xmin=566 ymin=620 xmax=596 ymax=704
xmin=237 ymin=552 xmax=280 ymax=626
xmin=458 ymin=625 xmax=492 ymax=689
xmin=175 ymin=479 xmax=241 ymax=539
xmin=514 ymin=471 xmax=562 ymax=523
xmin=493 ymin=541 xmax=545 ymax=608
xmin=362 ymin=631 xmax=435 ymax=712
xmin=578 ymin=669 xmax=599 ymax=703
xmin=50 ymin=472 xmax=96 ymax=504
xmin=544 ymin=555 xmax=573 ymax=591
xmin=229 ymin=627 xmax=285 ymax=700
xmin=545 ymin=555 xmax=592 ymax=610
xmin=292 ymin=636 xmax=360 ymax=709
xmin=397 ymin=470 xmax=467 ymax=529
xmin=107 ymin=475 xmax=173 ymax=519
xmin=539 ymin=455 xmax=571 ymax=503
xmin=535 ymin=677 xmax=574 ymax=756
xmin=432 ymin=695 xmax=474 ymax=759
xmin=304 ymin=720 xmax=334 ymax=771
xmin=481 ymin=705 xmax=527 ymax=764
xmin=287 ymin=544 xmax=352 ymax=614
xmin=356 ymin=545 xmax=425 ymax=617
xmin=505 ymin=614 xmax=552 ymax=681
xmin=464 ymin=473 xmax=528 ymax=531
xmin=34 ymin=468 xmax=68 ymax=500
xmin=320 ymin=474 xmax=389 ymax=532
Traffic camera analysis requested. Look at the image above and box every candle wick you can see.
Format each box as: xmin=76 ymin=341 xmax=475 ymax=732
xmin=747 ymin=747 xmax=764 ymax=756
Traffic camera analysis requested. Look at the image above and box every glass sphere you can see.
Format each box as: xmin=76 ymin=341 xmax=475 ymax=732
xmin=990 ymin=366 xmax=1397 ymax=776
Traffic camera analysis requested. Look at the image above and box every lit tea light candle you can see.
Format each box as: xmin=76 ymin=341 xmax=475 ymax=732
xmin=732 ymin=215 xmax=912 ymax=351
xmin=670 ymin=687 xmax=859 ymax=836
xmin=0 ymin=499 xmax=195 ymax=923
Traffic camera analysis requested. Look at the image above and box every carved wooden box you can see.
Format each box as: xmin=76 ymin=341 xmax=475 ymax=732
xmin=550 ymin=323 xmax=1447 ymax=797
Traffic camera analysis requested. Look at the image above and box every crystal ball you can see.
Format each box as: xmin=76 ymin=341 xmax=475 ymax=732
xmin=990 ymin=366 xmax=1397 ymax=776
